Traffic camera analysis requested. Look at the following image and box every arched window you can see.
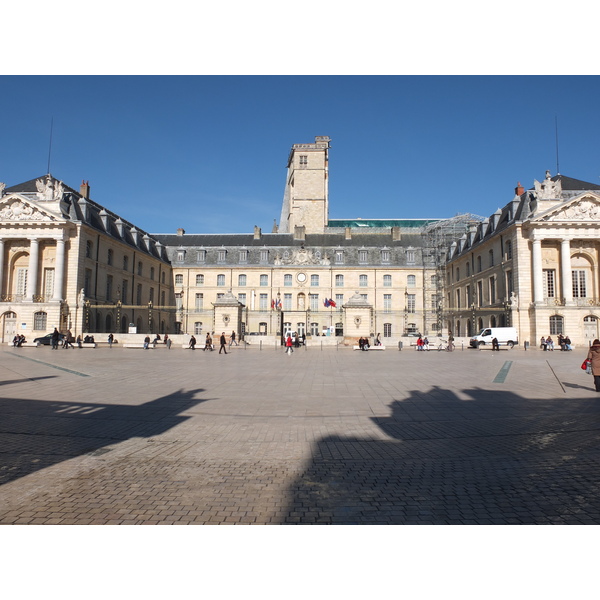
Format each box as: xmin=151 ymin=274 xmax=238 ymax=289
xmin=359 ymin=274 xmax=368 ymax=287
xmin=407 ymin=275 xmax=416 ymax=288
xmin=383 ymin=274 xmax=392 ymax=287
xmin=175 ymin=274 xmax=183 ymax=285
xmin=238 ymin=274 xmax=247 ymax=287
xmin=196 ymin=274 xmax=204 ymax=285
xmin=490 ymin=315 xmax=497 ymax=327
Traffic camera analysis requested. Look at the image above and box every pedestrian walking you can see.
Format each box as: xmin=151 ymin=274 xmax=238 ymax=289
xmin=143 ymin=335 xmax=150 ymax=349
xmin=204 ymin=333 xmax=213 ymax=351
xmin=76 ymin=335 xmax=82 ymax=348
xmin=108 ymin=333 xmax=114 ymax=348
xmin=229 ymin=330 xmax=238 ymax=347
xmin=189 ymin=335 xmax=197 ymax=350
xmin=166 ymin=337 xmax=172 ymax=349
xmin=219 ymin=332 xmax=228 ymax=354
xmin=587 ymin=339 xmax=600 ymax=393
xmin=285 ymin=334 xmax=293 ymax=354
xmin=63 ymin=330 xmax=74 ymax=349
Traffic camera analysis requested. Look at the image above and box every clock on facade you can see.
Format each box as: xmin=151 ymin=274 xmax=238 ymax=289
xmin=297 ymin=273 xmax=307 ymax=283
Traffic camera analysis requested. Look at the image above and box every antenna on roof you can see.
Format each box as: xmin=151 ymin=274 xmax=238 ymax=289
xmin=46 ymin=117 xmax=54 ymax=175
xmin=555 ymin=115 xmax=560 ymax=175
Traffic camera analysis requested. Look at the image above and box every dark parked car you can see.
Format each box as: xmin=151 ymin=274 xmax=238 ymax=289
xmin=33 ymin=333 xmax=65 ymax=345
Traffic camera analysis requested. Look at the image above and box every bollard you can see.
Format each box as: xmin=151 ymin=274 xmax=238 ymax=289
xmin=461 ymin=342 xmax=464 ymax=351
xmin=524 ymin=341 xmax=529 ymax=351
xmin=398 ymin=341 xmax=403 ymax=351
xmin=260 ymin=340 xmax=262 ymax=352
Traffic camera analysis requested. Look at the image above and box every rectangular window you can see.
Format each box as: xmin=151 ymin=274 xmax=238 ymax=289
xmin=34 ymin=312 xmax=47 ymax=330
xmin=310 ymin=294 xmax=319 ymax=311
xmin=195 ymin=293 xmax=203 ymax=310
xmin=84 ymin=269 xmax=92 ymax=295
xmin=239 ymin=250 xmax=248 ymax=263
xmin=335 ymin=274 xmax=344 ymax=287
xmin=542 ymin=269 xmax=556 ymax=298
xmin=489 ymin=276 xmax=496 ymax=304
xmin=176 ymin=251 xmax=184 ymax=262
xmin=489 ymin=250 xmax=494 ymax=267
xmin=310 ymin=322 xmax=319 ymax=335
xmin=383 ymin=323 xmax=392 ymax=337
xmin=238 ymin=293 xmax=246 ymax=306
xmin=161 ymin=290 xmax=165 ymax=306
xmin=572 ymin=270 xmax=587 ymax=298
xmin=196 ymin=274 xmax=204 ymax=286
xmin=260 ymin=250 xmax=269 ymax=263
xmin=359 ymin=250 xmax=368 ymax=263
xmin=311 ymin=274 xmax=319 ymax=286
xmin=284 ymin=274 xmax=292 ymax=286
xmin=259 ymin=293 xmax=268 ymax=310
xmin=335 ymin=294 xmax=343 ymax=308
xmin=335 ymin=251 xmax=344 ymax=264
xmin=16 ymin=268 xmax=27 ymax=297
xmin=383 ymin=274 xmax=392 ymax=287
xmin=407 ymin=294 xmax=416 ymax=313
xmin=218 ymin=250 xmax=226 ymax=262
xmin=122 ymin=279 xmax=128 ymax=303
xmin=217 ymin=274 xmax=225 ymax=286
xmin=197 ymin=250 xmax=206 ymax=263
xmin=43 ymin=268 xmax=54 ymax=300
xmin=238 ymin=274 xmax=247 ymax=287
xmin=136 ymin=283 xmax=142 ymax=305
xmin=149 ymin=287 xmax=154 ymax=303
xmin=194 ymin=322 xmax=203 ymax=335
xmin=175 ymin=274 xmax=183 ymax=285
xmin=383 ymin=294 xmax=392 ymax=313
xmin=477 ymin=280 xmax=483 ymax=306
xmin=299 ymin=155 xmax=308 ymax=165
xmin=360 ymin=294 xmax=368 ymax=302
xmin=106 ymin=275 xmax=113 ymax=302
xmin=260 ymin=274 xmax=268 ymax=287
xmin=506 ymin=270 xmax=513 ymax=296
xmin=107 ymin=249 xmax=113 ymax=266
xmin=381 ymin=250 xmax=390 ymax=263
xmin=359 ymin=274 xmax=368 ymax=287
xmin=284 ymin=293 xmax=292 ymax=311
xmin=406 ymin=249 xmax=415 ymax=264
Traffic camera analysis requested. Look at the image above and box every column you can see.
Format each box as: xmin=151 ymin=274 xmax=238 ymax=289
xmin=52 ymin=238 xmax=66 ymax=301
xmin=26 ymin=238 xmax=39 ymax=301
xmin=532 ymin=239 xmax=543 ymax=303
xmin=560 ymin=238 xmax=573 ymax=304
xmin=0 ymin=239 xmax=4 ymax=299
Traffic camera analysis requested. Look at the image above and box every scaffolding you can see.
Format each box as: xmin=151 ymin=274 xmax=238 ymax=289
xmin=421 ymin=213 xmax=485 ymax=335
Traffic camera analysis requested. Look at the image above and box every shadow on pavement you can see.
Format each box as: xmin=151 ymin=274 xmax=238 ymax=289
xmin=0 ymin=388 xmax=209 ymax=486
xmin=281 ymin=386 xmax=600 ymax=524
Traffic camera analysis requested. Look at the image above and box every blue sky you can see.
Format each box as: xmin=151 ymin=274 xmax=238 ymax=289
xmin=2 ymin=75 xmax=600 ymax=235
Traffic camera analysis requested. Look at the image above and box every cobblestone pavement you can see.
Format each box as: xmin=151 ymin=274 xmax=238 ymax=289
xmin=1 ymin=343 xmax=599 ymax=524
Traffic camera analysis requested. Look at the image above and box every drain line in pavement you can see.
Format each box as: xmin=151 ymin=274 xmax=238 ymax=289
xmin=493 ymin=361 xmax=513 ymax=383
xmin=7 ymin=353 xmax=90 ymax=377
xmin=546 ymin=360 xmax=566 ymax=393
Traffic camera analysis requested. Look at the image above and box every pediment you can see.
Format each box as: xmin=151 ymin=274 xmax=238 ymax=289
xmin=0 ymin=194 xmax=63 ymax=223
xmin=534 ymin=193 xmax=600 ymax=223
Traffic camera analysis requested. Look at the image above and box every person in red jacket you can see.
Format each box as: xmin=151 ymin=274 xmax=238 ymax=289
xmin=285 ymin=334 xmax=293 ymax=355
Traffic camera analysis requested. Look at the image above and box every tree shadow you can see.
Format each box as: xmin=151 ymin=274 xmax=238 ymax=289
xmin=0 ymin=388 xmax=210 ymax=486
xmin=281 ymin=386 xmax=600 ymax=524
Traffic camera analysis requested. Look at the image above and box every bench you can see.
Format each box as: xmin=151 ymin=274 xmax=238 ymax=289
xmin=122 ymin=343 xmax=156 ymax=349
xmin=353 ymin=345 xmax=385 ymax=350
xmin=11 ymin=342 xmax=40 ymax=348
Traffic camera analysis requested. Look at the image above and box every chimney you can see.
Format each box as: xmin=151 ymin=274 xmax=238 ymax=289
xmin=254 ymin=226 xmax=262 ymax=240
xmin=391 ymin=226 xmax=401 ymax=241
xmin=515 ymin=182 xmax=524 ymax=196
xmin=177 ymin=228 xmax=185 ymax=236
xmin=293 ymin=225 xmax=306 ymax=241
xmin=345 ymin=227 xmax=352 ymax=240
xmin=272 ymin=219 xmax=278 ymax=233
xmin=80 ymin=180 xmax=90 ymax=199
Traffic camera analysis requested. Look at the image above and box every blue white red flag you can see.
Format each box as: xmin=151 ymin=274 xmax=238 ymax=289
xmin=329 ymin=298 xmax=336 ymax=307
xmin=324 ymin=298 xmax=330 ymax=307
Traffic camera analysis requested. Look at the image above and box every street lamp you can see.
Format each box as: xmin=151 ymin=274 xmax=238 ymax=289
xmin=471 ymin=302 xmax=476 ymax=335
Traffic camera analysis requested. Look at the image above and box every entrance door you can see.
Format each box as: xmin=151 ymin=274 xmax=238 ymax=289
xmin=584 ymin=316 xmax=598 ymax=342
xmin=3 ymin=312 xmax=17 ymax=343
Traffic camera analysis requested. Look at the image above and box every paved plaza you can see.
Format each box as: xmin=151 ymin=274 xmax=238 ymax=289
xmin=1 ymin=341 xmax=600 ymax=525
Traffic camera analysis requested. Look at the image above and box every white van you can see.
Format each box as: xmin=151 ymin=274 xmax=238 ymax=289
xmin=470 ymin=327 xmax=518 ymax=348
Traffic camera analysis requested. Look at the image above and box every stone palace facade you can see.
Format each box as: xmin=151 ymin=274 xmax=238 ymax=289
xmin=2 ymin=135 xmax=599 ymax=347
